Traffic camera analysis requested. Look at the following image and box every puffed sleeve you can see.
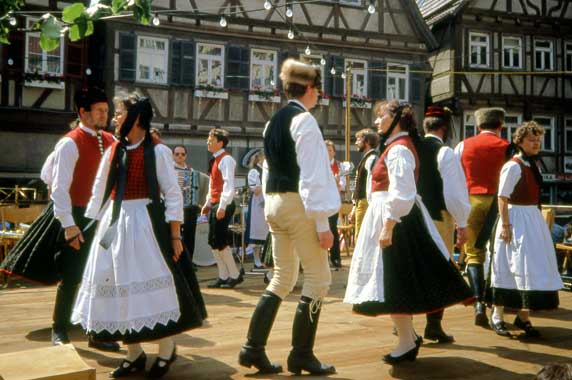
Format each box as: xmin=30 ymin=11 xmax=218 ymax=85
xmin=51 ymin=137 xmax=79 ymax=228
xmin=85 ymin=146 xmax=112 ymax=220
xmin=382 ymin=145 xmax=417 ymax=222
xmin=498 ymin=161 xmax=522 ymax=199
xmin=248 ymin=168 xmax=261 ymax=189
xmin=155 ymin=144 xmax=184 ymax=222
xmin=40 ymin=151 xmax=55 ymax=188
xmin=438 ymin=146 xmax=471 ymax=227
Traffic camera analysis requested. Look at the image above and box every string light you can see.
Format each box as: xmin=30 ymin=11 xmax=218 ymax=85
xmin=286 ymin=7 xmax=293 ymax=18
xmin=367 ymin=2 xmax=376 ymax=14
xmin=220 ymin=16 xmax=227 ymax=27
xmin=305 ymin=45 xmax=311 ymax=55
xmin=85 ymin=67 xmax=92 ymax=75
xmin=152 ymin=14 xmax=160 ymax=26
xmin=341 ymin=72 xmax=346 ymax=79
xmin=330 ymin=67 xmax=336 ymax=75
xmin=287 ymin=29 xmax=294 ymax=39
xmin=8 ymin=17 xmax=17 ymax=26
xmin=264 ymin=0 xmax=272 ymax=10
xmin=320 ymin=58 xmax=326 ymax=66
xmin=270 ymin=79 xmax=276 ymax=86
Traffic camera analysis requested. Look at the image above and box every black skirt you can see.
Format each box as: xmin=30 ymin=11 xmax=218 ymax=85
xmin=0 ymin=202 xmax=62 ymax=284
xmin=352 ymin=204 xmax=474 ymax=316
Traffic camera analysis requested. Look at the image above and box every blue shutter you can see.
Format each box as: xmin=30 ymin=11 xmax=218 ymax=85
xmin=330 ymin=56 xmax=345 ymax=97
xmin=369 ymin=60 xmax=387 ymax=100
xmin=171 ymin=40 xmax=194 ymax=86
xmin=118 ymin=33 xmax=136 ymax=82
xmin=410 ymin=63 xmax=424 ymax=104
xmin=226 ymin=46 xmax=250 ymax=89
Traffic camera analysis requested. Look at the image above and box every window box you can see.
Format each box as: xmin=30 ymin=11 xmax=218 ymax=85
xmin=23 ymin=72 xmax=65 ymax=89
xmin=317 ymin=98 xmax=330 ymax=106
xmin=194 ymin=89 xmax=228 ymax=99
xmin=25 ymin=80 xmax=65 ymax=90
xmin=248 ymin=94 xmax=281 ymax=103
xmin=343 ymin=100 xmax=372 ymax=109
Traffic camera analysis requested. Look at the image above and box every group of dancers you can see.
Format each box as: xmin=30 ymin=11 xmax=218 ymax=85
xmin=0 ymin=57 xmax=564 ymax=377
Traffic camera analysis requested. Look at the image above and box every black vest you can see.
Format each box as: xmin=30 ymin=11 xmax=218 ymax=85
xmin=264 ymin=102 xmax=305 ymax=193
xmin=353 ymin=149 xmax=377 ymax=201
xmin=417 ymin=136 xmax=446 ymax=221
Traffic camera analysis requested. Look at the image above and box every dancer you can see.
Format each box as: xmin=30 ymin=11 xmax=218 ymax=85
xmin=201 ymin=128 xmax=242 ymax=289
xmin=344 ymin=100 xmax=473 ymax=364
xmin=245 ymin=149 xmax=268 ymax=270
xmin=488 ymin=121 xmax=562 ymax=337
xmin=71 ymin=97 xmax=206 ymax=378
xmin=239 ymin=58 xmax=340 ymax=375
xmin=455 ymin=108 xmax=510 ymax=327
xmin=417 ymin=106 xmax=471 ymax=343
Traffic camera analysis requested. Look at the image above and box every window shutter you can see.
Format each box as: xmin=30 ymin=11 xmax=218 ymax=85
xmin=170 ymin=40 xmax=181 ymax=84
xmin=330 ymin=56 xmax=345 ymax=97
xmin=66 ymin=39 xmax=85 ymax=78
xmin=369 ymin=60 xmax=386 ymax=100
xmin=410 ymin=63 xmax=424 ymax=104
xmin=118 ymin=32 xmax=136 ymax=82
xmin=226 ymin=46 xmax=250 ymax=89
xmin=180 ymin=41 xmax=195 ymax=86
xmin=6 ymin=30 xmax=24 ymax=75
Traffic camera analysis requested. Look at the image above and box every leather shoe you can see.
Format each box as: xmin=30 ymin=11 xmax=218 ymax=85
xmin=424 ymin=325 xmax=455 ymax=343
xmin=382 ymin=345 xmax=419 ymax=365
xmin=109 ymin=352 xmax=146 ymax=378
xmin=221 ymin=274 xmax=244 ymax=289
xmin=89 ymin=336 xmax=120 ymax=352
xmin=147 ymin=347 xmax=177 ymax=379
xmin=207 ymin=278 xmax=228 ymax=288
xmin=514 ymin=316 xmax=541 ymax=338
xmin=474 ymin=302 xmax=488 ymax=327
xmin=51 ymin=327 xmax=70 ymax=346
xmin=490 ymin=320 xmax=512 ymax=337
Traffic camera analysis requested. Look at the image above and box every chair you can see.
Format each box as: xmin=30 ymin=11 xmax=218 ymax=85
xmin=338 ymin=203 xmax=354 ymax=257
xmin=543 ymin=207 xmax=570 ymax=274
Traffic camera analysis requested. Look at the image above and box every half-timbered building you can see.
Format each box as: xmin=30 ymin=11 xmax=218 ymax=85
xmin=418 ymin=0 xmax=572 ymax=202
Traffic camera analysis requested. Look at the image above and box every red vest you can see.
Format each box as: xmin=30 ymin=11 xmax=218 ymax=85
xmin=461 ymin=132 xmax=509 ymax=195
xmin=111 ymin=143 xmax=148 ymax=200
xmin=210 ymin=151 xmax=230 ymax=204
xmin=67 ymin=127 xmax=114 ymax=207
xmin=331 ymin=160 xmax=339 ymax=176
xmin=371 ymin=136 xmax=419 ymax=192
xmin=508 ymin=158 xmax=540 ymax=206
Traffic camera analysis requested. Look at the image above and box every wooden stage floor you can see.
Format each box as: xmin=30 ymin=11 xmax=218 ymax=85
xmin=1 ymin=261 xmax=571 ymax=380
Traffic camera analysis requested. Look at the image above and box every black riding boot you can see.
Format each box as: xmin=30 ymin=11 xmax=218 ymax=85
xmin=51 ymin=283 xmax=75 ymax=345
xmin=238 ymin=291 xmax=283 ymax=374
xmin=287 ymin=296 xmax=336 ymax=376
xmin=424 ymin=310 xmax=454 ymax=343
xmin=466 ymin=264 xmax=488 ymax=327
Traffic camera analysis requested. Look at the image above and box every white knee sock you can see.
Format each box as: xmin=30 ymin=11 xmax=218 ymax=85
xmin=221 ymin=247 xmax=240 ymax=279
xmin=157 ymin=337 xmax=175 ymax=361
xmin=212 ymin=249 xmax=229 ymax=280
xmin=517 ymin=310 xmax=530 ymax=322
xmin=265 ymin=269 xmax=274 ymax=282
xmin=492 ymin=306 xmax=504 ymax=324
xmin=390 ymin=315 xmax=416 ymax=356
xmin=253 ymin=245 xmax=263 ymax=267
xmin=126 ymin=343 xmax=144 ymax=362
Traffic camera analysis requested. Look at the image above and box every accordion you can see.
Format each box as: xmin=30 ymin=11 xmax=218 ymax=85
xmin=176 ymin=167 xmax=200 ymax=207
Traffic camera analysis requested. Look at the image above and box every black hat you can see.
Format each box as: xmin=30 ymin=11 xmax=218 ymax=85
xmin=73 ymin=87 xmax=108 ymax=113
xmin=120 ymin=97 xmax=154 ymax=139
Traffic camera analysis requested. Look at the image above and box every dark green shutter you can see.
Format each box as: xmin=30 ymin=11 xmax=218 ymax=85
xmin=170 ymin=40 xmax=181 ymax=84
xmin=369 ymin=60 xmax=386 ymax=100
xmin=226 ymin=46 xmax=250 ymax=89
xmin=410 ymin=63 xmax=424 ymax=104
xmin=170 ymin=40 xmax=194 ymax=86
xmin=330 ymin=56 xmax=345 ymax=97
xmin=118 ymin=33 xmax=136 ymax=82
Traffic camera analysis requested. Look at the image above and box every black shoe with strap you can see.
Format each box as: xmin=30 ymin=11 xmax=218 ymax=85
xmin=490 ymin=320 xmax=512 ymax=337
xmin=109 ymin=352 xmax=146 ymax=378
xmin=147 ymin=346 xmax=177 ymax=379
xmin=382 ymin=345 xmax=419 ymax=365
xmin=239 ymin=290 xmax=283 ymax=374
xmin=514 ymin=316 xmax=541 ymax=338
xmin=287 ymin=296 xmax=336 ymax=376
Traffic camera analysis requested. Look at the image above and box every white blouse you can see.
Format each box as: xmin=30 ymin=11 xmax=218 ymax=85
xmin=498 ymin=157 xmax=527 ymax=199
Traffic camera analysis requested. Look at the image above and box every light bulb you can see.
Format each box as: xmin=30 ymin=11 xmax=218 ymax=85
xmin=270 ymin=80 xmax=276 ymax=86
xmin=330 ymin=67 xmax=336 ymax=75
xmin=220 ymin=16 xmax=227 ymax=27
xmin=286 ymin=7 xmax=293 ymax=18
xmin=320 ymin=58 xmax=326 ymax=66
xmin=305 ymin=46 xmax=311 ymax=55
xmin=8 ymin=17 xmax=17 ymax=26
xmin=85 ymin=67 xmax=92 ymax=76
xmin=287 ymin=29 xmax=294 ymax=39
xmin=264 ymin=0 xmax=272 ymax=10
xmin=7 ymin=58 xmax=14 ymax=66
xmin=367 ymin=3 xmax=376 ymax=14
xmin=152 ymin=15 xmax=160 ymax=26
xmin=341 ymin=73 xmax=346 ymax=79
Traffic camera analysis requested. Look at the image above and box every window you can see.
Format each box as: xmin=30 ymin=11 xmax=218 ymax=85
xmin=136 ymin=36 xmax=168 ymax=84
xmin=25 ymin=18 xmax=64 ymax=76
xmin=345 ymin=59 xmax=368 ymax=97
xmin=469 ymin=32 xmax=490 ymax=67
xmin=502 ymin=36 xmax=522 ymax=69
xmin=499 ymin=114 xmax=522 ymax=142
xmin=464 ymin=113 xmax=477 ymax=138
xmin=196 ymin=43 xmax=225 ymax=88
xmin=565 ymin=117 xmax=572 ymax=153
xmin=387 ymin=63 xmax=409 ymax=101
xmin=300 ymin=54 xmax=325 ymax=88
xmin=533 ymin=116 xmax=555 ymax=151
xmin=534 ymin=39 xmax=553 ymax=71
xmin=250 ymin=49 xmax=277 ymax=90
xmin=565 ymin=42 xmax=572 ymax=71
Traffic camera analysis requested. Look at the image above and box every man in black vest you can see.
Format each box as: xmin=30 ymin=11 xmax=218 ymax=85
xmin=349 ymin=128 xmax=379 ymax=241
xmin=417 ymin=106 xmax=471 ymax=343
xmin=238 ymin=59 xmax=340 ymax=375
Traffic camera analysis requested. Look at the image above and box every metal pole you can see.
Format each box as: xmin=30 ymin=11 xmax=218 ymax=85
xmin=344 ymin=66 xmax=352 ymax=201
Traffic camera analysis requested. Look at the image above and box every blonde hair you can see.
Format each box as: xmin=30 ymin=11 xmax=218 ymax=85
xmin=512 ymin=121 xmax=544 ymax=145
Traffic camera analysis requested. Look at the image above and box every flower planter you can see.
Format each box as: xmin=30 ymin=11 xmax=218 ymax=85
xmin=343 ymin=100 xmax=372 ymax=109
xmin=25 ymin=80 xmax=65 ymax=90
xmin=194 ymin=90 xmax=228 ymax=99
xmin=317 ymin=98 xmax=330 ymax=106
xmin=248 ymin=94 xmax=281 ymax=103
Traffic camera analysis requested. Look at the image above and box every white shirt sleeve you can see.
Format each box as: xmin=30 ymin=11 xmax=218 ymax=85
xmin=51 ymin=137 xmax=79 ymax=228
xmin=338 ymin=168 xmax=346 ymax=190
xmin=365 ymin=154 xmax=376 ymax=204
xmin=248 ymin=168 xmax=262 ymax=190
xmin=498 ymin=161 xmax=522 ymax=199
xmin=382 ymin=145 xmax=417 ymax=223
xmin=85 ymin=146 xmax=112 ymax=220
xmin=454 ymin=141 xmax=464 ymax=162
xmin=291 ymin=112 xmax=341 ymax=232
xmin=218 ymin=155 xmax=236 ymax=211
xmin=261 ymin=160 xmax=268 ymax=197
xmin=438 ymin=146 xmax=471 ymax=227
xmin=155 ymin=144 xmax=184 ymax=222
xmin=40 ymin=151 xmax=55 ymax=188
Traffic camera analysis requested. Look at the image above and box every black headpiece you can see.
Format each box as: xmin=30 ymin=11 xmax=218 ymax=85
xmin=74 ymin=87 xmax=108 ymax=113
xmin=119 ymin=97 xmax=153 ymax=140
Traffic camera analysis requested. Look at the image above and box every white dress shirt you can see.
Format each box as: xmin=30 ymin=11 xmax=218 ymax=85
xmin=498 ymin=156 xmax=527 ymax=199
xmin=51 ymin=124 xmax=98 ymax=228
xmin=425 ymin=133 xmax=471 ymax=227
xmin=85 ymin=139 xmax=184 ymax=223
xmin=40 ymin=151 xmax=55 ymax=188
xmin=204 ymin=149 xmax=236 ymax=211
xmin=289 ymin=100 xmax=341 ymax=232
xmin=248 ymin=166 xmax=262 ymax=190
